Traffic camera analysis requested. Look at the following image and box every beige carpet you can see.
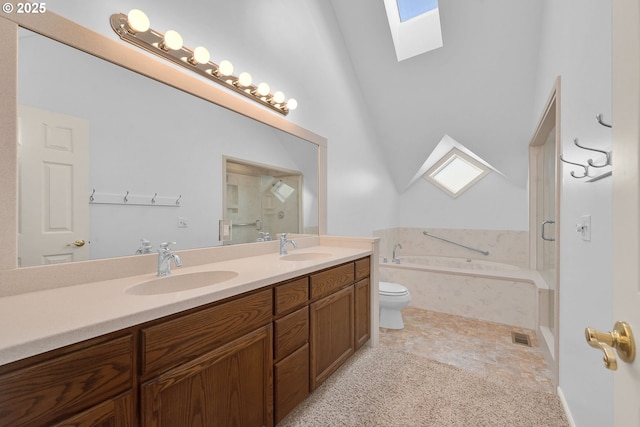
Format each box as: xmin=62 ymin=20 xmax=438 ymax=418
xmin=279 ymin=346 xmax=569 ymax=427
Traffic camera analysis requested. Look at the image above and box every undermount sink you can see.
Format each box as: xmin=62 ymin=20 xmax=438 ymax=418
xmin=125 ymin=270 xmax=239 ymax=295
xmin=280 ymin=252 xmax=333 ymax=262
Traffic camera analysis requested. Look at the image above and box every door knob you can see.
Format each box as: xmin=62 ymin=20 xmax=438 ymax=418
xmin=66 ymin=239 xmax=86 ymax=247
xmin=585 ymin=321 xmax=635 ymax=371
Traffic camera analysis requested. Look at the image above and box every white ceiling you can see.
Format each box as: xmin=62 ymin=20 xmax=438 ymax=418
xmin=328 ymin=0 xmax=545 ymax=190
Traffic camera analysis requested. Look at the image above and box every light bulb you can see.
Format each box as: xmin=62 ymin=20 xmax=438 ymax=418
xmin=286 ymin=98 xmax=298 ymax=110
xmin=272 ymin=91 xmax=285 ymax=104
xmin=161 ymin=30 xmax=183 ymax=51
xmin=127 ymin=9 xmax=150 ymax=33
xmin=190 ymin=46 xmax=210 ymax=65
xmin=256 ymin=82 xmax=270 ymax=97
xmin=238 ymin=72 xmax=252 ymax=87
xmin=218 ymin=60 xmax=234 ymax=76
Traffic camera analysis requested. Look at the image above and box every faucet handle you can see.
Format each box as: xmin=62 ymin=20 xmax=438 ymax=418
xmin=280 ymin=233 xmax=288 ymax=240
xmin=159 ymin=242 xmax=176 ymax=250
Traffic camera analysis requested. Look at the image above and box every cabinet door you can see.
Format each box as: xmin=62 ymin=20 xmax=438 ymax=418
xmin=141 ymin=325 xmax=273 ymax=427
xmin=354 ymin=278 xmax=371 ymax=350
xmin=52 ymin=392 xmax=134 ymax=427
xmin=309 ymin=285 xmax=354 ymax=390
xmin=274 ymin=343 xmax=309 ymax=424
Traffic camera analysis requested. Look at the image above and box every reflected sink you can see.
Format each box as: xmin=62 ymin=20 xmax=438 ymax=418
xmin=280 ymin=252 xmax=333 ymax=262
xmin=126 ymin=270 xmax=239 ymax=295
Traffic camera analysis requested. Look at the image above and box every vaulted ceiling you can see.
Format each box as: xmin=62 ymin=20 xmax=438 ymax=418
xmin=328 ymin=0 xmax=545 ymax=190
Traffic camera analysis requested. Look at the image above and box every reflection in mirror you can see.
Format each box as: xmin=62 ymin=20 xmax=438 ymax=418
xmin=17 ymin=28 xmax=319 ymax=267
xmin=224 ymin=158 xmax=318 ymax=245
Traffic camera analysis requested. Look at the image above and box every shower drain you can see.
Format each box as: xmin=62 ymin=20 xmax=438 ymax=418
xmin=511 ymin=332 xmax=532 ymax=347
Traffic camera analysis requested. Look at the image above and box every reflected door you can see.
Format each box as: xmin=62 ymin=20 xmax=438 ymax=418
xmin=18 ymin=105 xmax=90 ymax=266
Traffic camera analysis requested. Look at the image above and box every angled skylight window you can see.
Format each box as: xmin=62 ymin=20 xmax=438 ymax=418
xmin=397 ymin=0 xmax=439 ymax=22
xmin=425 ymin=148 xmax=490 ymax=198
xmin=405 ymin=135 xmax=503 ymax=198
xmin=384 ymin=0 xmax=443 ymax=61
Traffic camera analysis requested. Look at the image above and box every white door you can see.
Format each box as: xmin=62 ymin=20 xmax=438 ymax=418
xmin=612 ymin=2 xmax=640 ymax=425
xmin=18 ymin=105 xmax=90 ymax=267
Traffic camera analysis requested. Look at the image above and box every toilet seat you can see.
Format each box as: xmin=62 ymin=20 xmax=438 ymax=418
xmin=379 ymin=281 xmax=409 ymax=296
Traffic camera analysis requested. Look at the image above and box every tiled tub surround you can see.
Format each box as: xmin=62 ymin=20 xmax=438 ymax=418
xmin=0 ymin=235 xmax=378 ymax=365
xmin=374 ymin=227 xmax=529 ymax=268
xmin=375 ymin=228 xmax=541 ymax=330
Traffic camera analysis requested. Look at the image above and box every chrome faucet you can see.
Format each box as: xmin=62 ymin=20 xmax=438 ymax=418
xmin=392 ymin=243 xmax=403 ymax=264
xmin=279 ymin=233 xmax=297 ymax=255
xmin=135 ymin=238 xmax=153 ymax=255
xmin=157 ymin=242 xmax=182 ymax=276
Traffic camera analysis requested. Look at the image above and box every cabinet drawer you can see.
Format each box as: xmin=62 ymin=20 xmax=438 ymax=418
xmin=310 ymin=262 xmax=355 ymax=300
xmin=274 ymin=306 xmax=309 ymax=361
xmin=274 ymin=277 xmax=309 ymax=316
xmin=0 ymin=335 xmax=133 ymax=427
xmin=355 ymin=257 xmax=370 ymax=281
xmin=141 ymin=288 xmax=272 ymax=376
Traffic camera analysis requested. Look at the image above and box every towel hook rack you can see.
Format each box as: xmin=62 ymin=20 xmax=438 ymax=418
xmin=572 ymin=138 xmax=611 ymax=168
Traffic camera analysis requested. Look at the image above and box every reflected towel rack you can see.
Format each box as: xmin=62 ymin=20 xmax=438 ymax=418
xmin=89 ymin=189 xmax=182 ymax=207
xmin=232 ymin=219 xmax=262 ymax=230
xmin=422 ymin=231 xmax=490 ymax=256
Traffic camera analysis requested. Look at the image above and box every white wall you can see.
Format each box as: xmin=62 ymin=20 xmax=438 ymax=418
xmin=533 ymin=2 xmax=613 ymax=426
xmin=44 ymin=0 xmax=399 ymax=241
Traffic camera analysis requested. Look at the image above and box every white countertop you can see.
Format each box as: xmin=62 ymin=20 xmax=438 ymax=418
xmin=0 ymin=245 xmax=372 ymax=365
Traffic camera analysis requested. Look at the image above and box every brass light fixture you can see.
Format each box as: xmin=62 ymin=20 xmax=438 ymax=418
xmin=110 ymin=9 xmax=298 ymax=115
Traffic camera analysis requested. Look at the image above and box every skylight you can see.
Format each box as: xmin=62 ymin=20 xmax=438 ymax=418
xmin=397 ymin=0 xmax=439 ymax=22
xmin=384 ymin=0 xmax=443 ymax=61
xmin=425 ymin=148 xmax=490 ymax=198
xmin=404 ymin=135 xmax=502 ymax=197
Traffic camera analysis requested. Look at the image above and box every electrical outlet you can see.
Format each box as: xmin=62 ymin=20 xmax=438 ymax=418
xmin=177 ymin=217 xmax=188 ymax=228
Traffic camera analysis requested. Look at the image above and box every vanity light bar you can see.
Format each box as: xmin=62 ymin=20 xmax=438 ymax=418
xmin=110 ymin=10 xmax=297 ymax=115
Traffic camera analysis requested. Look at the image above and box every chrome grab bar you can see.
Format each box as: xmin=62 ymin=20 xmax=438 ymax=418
xmin=422 ymin=231 xmax=490 ymax=256
xmin=541 ymin=220 xmax=556 ymax=242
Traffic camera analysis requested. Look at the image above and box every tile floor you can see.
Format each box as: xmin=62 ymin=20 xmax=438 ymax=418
xmin=379 ymin=306 xmax=556 ymax=393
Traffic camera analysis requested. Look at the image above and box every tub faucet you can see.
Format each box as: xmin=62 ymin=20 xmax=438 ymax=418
xmin=157 ymin=242 xmax=182 ymax=276
xmin=392 ymin=243 xmax=403 ymax=264
xmin=280 ymin=233 xmax=297 ymax=255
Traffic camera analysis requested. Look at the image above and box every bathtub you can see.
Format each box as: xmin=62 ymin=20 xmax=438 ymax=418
xmin=379 ymin=255 xmax=541 ymax=329
xmin=396 ymin=255 xmax=520 ymax=271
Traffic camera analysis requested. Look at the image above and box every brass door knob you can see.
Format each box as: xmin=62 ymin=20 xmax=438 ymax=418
xmin=585 ymin=321 xmax=635 ymax=371
xmin=66 ymin=239 xmax=86 ymax=247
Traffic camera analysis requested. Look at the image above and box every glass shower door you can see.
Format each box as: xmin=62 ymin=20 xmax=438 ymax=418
xmin=537 ymin=128 xmax=557 ymax=334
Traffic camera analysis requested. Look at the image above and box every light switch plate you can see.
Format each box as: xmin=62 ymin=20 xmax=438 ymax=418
xmin=580 ymin=215 xmax=591 ymax=241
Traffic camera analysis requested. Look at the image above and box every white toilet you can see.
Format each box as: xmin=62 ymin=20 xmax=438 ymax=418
xmin=378 ymin=281 xmax=411 ymax=329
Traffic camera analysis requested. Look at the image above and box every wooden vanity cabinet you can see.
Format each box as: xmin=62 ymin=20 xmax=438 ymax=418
xmin=0 ymin=334 xmax=134 ymax=427
xmin=139 ymin=288 xmax=274 ymax=427
xmin=0 ymin=255 xmax=372 ymax=426
xmin=309 ymin=262 xmax=356 ymax=391
xmin=273 ymin=277 xmax=310 ymax=424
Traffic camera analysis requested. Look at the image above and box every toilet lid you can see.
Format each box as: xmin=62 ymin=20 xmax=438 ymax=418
xmin=379 ymin=281 xmax=409 ymax=296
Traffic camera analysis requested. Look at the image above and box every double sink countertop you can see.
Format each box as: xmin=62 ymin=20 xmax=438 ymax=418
xmin=0 ymin=238 xmax=375 ymax=366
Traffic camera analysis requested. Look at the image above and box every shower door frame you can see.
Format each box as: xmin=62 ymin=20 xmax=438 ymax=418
xmin=528 ymin=77 xmax=561 ymax=386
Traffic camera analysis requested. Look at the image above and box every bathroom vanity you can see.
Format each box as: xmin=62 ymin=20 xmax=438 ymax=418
xmin=0 ymin=239 xmax=376 ymax=426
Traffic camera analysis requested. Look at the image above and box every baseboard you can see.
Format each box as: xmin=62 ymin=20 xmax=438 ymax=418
xmin=557 ymin=386 xmax=577 ymax=427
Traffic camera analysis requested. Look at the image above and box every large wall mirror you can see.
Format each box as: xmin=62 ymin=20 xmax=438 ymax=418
xmin=0 ymin=12 xmax=326 ymax=270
